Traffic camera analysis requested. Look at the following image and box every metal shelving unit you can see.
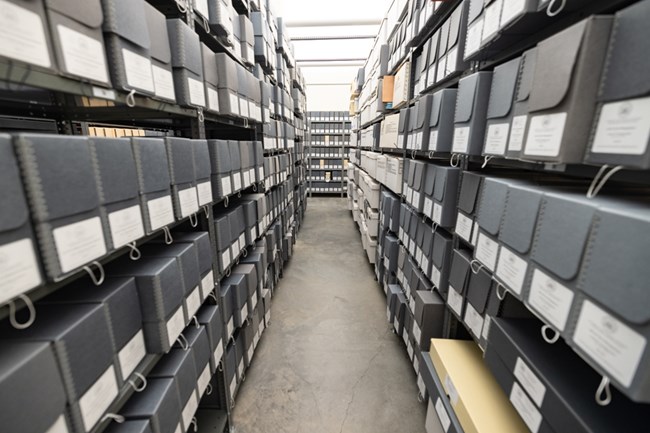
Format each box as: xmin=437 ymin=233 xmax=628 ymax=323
xmin=307 ymin=111 xmax=351 ymax=197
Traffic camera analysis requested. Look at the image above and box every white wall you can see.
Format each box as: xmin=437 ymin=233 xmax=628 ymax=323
xmin=305 ymin=85 xmax=350 ymax=111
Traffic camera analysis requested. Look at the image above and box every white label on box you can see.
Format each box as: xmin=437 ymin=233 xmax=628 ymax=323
xmin=413 ymin=191 xmax=421 ymax=207
xmin=0 ymin=0 xmax=51 ymax=67
xmin=194 ymin=0 xmax=209 ymax=17
xmin=233 ymin=173 xmax=242 ymax=191
xmin=213 ymin=340 xmax=224 ymax=366
xmin=121 ymin=48 xmax=154 ymax=92
xmin=198 ymin=362 xmax=211 ymax=395
xmin=501 ymin=0 xmax=527 ymax=26
xmin=201 ymin=271 xmax=214 ymax=299
xmin=417 ymin=372 xmax=426 ymax=396
xmin=229 ymin=376 xmax=237 ymax=399
xmin=464 ymin=303 xmax=484 ymax=338
xmin=447 ymin=285 xmax=463 ymax=316
xmin=92 ymin=87 xmax=116 ymax=100
xmin=422 ymin=256 xmax=430 ymax=274
xmin=510 ymin=382 xmax=542 ymax=433
xmin=471 ymin=222 xmax=480 ymax=246
xmin=514 ymin=358 xmax=546 ymax=407
xmin=495 ymin=246 xmax=527 ymax=295
xmin=528 ymin=269 xmax=574 ymax=332
xmin=248 ymin=345 xmax=254 ymax=363
xmin=147 ymin=195 xmax=174 ymax=231
xmin=573 ymin=300 xmax=646 ymax=388
xmin=182 ymin=393 xmax=199 ymax=431
xmin=79 ymin=365 xmax=118 ymax=431
xmin=240 ymin=97 xmax=250 ymax=118
xmin=221 ymin=249 xmax=231 ymax=269
xmin=252 ymin=292 xmax=258 ymax=308
xmin=445 ymin=47 xmax=457 ymax=77
xmin=482 ymin=0 xmax=502 ymax=42
xmin=414 ymin=321 xmax=422 ymax=343
xmin=56 ymin=25 xmax=108 ymax=83
xmin=174 ymin=423 xmax=182 ymax=433
xmin=243 ymin=170 xmax=251 ymax=187
xmin=592 ymin=97 xmax=650 ymax=155
xmin=423 ymin=197 xmax=433 ymax=217
xmin=118 ymin=330 xmax=146 ymax=380
xmin=409 ymin=297 xmax=416 ymax=314
xmin=429 ymin=130 xmax=439 ymax=151
xmin=452 ymin=126 xmax=470 ymax=153
xmin=178 ymin=186 xmax=199 ymax=217
xmin=108 ymin=205 xmax=145 ymax=249
xmin=0 ymin=238 xmax=41 ymax=304
xmin=435 ymin=398 xmax=451 ymax=432
xmin=485 ymin=123 xmax=510 ymax=155
xmin=465 ymin=18 xmax=484 ymax=57
xmin=167 ymin=307 xmax=186 ymax=347
xmin=508 ymin=115 xmax=527 ymax=152
xmin=238 ymin=361 xmax=243 ymax=378
xmin=430 ymin=266 xmax=441 ymax=288
xmin=455 ymin=212 xmax=473 ymax=242
xmin=475 ymin=232 xmax=499 ymax=272
xmin=436 ymin=55 xmax=447 ymax=83
xmin=221 ymin=175 xmax=232 ymax=196
xmin=524 ymin=113 xmax=567 ymax=157
xmin=227 ymin=318 xmax=234 ymax=339
xmin=152 ymin=65 xmax=175 ymax=101
xmin=407 ymin=340 xmax=414 ymax=358
xmin=433 ymin=203 xmax=442 ymax=224
xmin=240 ymin=303 xmax=248 ymax=322
xmin=482 ymin=315 xmax=492 ymax=340
xmin=45 ymin=415 xmax=69 ymax=433
xmin=239 ymin=233 xmax=245 ymax=250
xmin=187 ymin=77 xmax=206 ymax=107
xmin=186 ymin=286 xmax=202 ymax=318
xmin=207 ymin=87 xmax=220 ymax=111
xmin=445 ymin=375 xmax=459 ymax=405
xmin=197 ymin=180 xmax=213 ymax=206
xmin=53 ymin=217 xmax=106 ymax=274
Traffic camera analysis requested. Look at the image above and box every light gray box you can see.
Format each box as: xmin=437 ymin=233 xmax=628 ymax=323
xmin=413 ymin=290 xmax=445 ymax=350
xmin=413 ymin=94 xmax=433 ymax=151
xmin=587 ymin=0 xmax=650 ymax=169
xmin=102 ymin=0 xmax=155 ymax=96
xmin=397 ymin=107 xmax=410 ymax=150
xmin=121 ymin=378 xmax=182 ymax=433
xmin=207 ymin=0 xmax=234 ymax=38
xmin=14 ymin=134 xmax=107 ymax=280
xmin=165 ymin=137 xmax=199 ymax=220
xmin=144 ymin=2 xmax=176 ymax=102
xmin=201 ymin=44 xmax=220 ymax=113
xmin=452 ymin=71 xmax=493 ymax=156
xmin=167 ymin=18 xmax=206 ymax=108
xmin=474 ymin=177 xmax=513 ymax=273
xmin=197 ymin=305 xmax=224 ymax=373
xmin=228 ymin=141 xmax=243 ymax=192
xmin=433 ymin=166 xmax=460 ymax=229
xmin=215 ymin=53 xmax=240 ymax=116
xmin=523 ymin=17 xmax=613 ymax=163
xmin=447 ymin=249 xmax=471 ymax=318
xmin=208 ymin=139 xmax=232 ymax=199
xmin=425 ymin=29 xmax=440 ymax=88
xmin=191 ymin=139 xmax=213 ymax=206
xmin=430 ymin=231 xmax=452 ymax=296
xmin=183 ymin=324 xmax=212 ymax=384
xmin=505 ymin=47 xmax=537 ymax=160
xmin=428 ymin=89 xmax=457 ymax=154
xmin=214 ymin=213 xmax=233 ymax=272
xmin=44 ymin=0 xmax=110 ymax=85
xmin=483 ymin=56 xmax=522 ymax=157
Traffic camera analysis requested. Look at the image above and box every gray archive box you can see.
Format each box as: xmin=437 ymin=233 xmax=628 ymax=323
xmin=174 ymin=231 xmax=214 ymax=298
xmin=207 ymin=0 xmax=234 ymax=38
xmin=183 ymin=325 xmax=212 ymax=395
xmin=229 ymin=206 xmax=247 ymax=258
xmin=447 ymin=249 xmax=471 ymax=319
xmin=412 ymin=94 xmax=433 ymax=151
xmin=201 ymin=43 xmax=220 ymax=113
xmin=428 ymin=89 xmax=457 ymax=154
xmin=167 ymin=18 xmax=206 ymax=108
xmin=215 ymin=53 xmax=240 ymax=116
xmin=474 ymin=177 xmax=512 ymax=273
xmin=587 ymin=0 xmax=650 ymax=169
xmin=421 ymin=164 xmax=436 ymax=221
xmin=452 ymin=71 xmax=493 ymax=156
xmin=523 ymin=17 xmax=613 ymax=163
xmin=121 ymin=378 xmax=182 ymax=433
xmin=214 ymin=212 xmax=233 ymax=272
xmin=105 ymin=420 xmax=152 ymax=433
xmin=234 ymin=263 xmax=258 ymax=317
xmin=437 ymin=1 xmax=468 ymax=83
xmin=1 ymin=0 xmax=55 ymax=71
xmin=208 ymin=139 xmax=233 ymax=199
xmin=0 ymin=135 xmax=42 ymax=305
xmin=240 ymin=14 xmax=255 ymax=66
xmin=570 ymin=200 xmax=650 ymax=402
xmin=197 ymin=305 xmax=224 ymax=373
xmin=432 ymin=166 xmax=460 ymax=229
xmin=229 ymin=141 xmax=244 ymax=192
xmin=483 ymin=56 xmax=522 ymax=157
xmin=239 ymin=141 xmax=253 ymax=188
xmin=191 ymin=139 xmax=213 ymax=207
xmin=89 ymin=137 xmax=144 ymax=251
xmin=149 ymin=348 xmax=198 ymax=433
xmin=236 ymin=66 xmax=251 ymax=119
xmin=0 ymin=341 xmax=68 ymax=433
xmin=44 ymin=0 xmax=111 ymax=85
xmin=227 ymin=273 xmax=248 ymax=328
xmin=220 ymin=281 xmax=234 ymax=339
xmin=131 ymin=137 xmax=175 ymax=234
xmin=41 ymin=277 xmax=144 ymax=384
xmin=14 ymin=134 xmax=107 ymax=280
xmin=107 ymin=256 xmax=186 ymax=353
xmin=505 ymin=47 xmax=537 ymax=160
xmin=413 ymin=290 xmax=445 ymax=351
xmin=397 ymin=107 xmax=410 ymax=150
xmin=430 ymin=231 xmax=452 ymax=296
xmin=0 ymin=304 xmax=118 ymax=433
xmin=165 ymin=137 xmax=199 ymax=220
xmin=254 ymin=141 xmax=264 ymax=183
xmin=406 ymin=102 xmax=418 ymax=150
xmin=241 ymin=200 xmax=258 ymax=245
xmin=101 ymin=0 xmax=155 ymax=96
xmin=144 ymin=2 xmax=175 ymax=102
xmin=225 ymin=342 xmax=237 ymax=400
xmin=464 ymin=265 xmax=493 ymax=342
xmin=455 ymin=171 xmax=484 ymax=244
xmin=424 ymin=29 xmax=440 ymax=88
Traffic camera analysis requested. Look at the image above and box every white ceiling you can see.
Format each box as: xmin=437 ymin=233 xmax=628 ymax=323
xmin=274 ymin=0 xmax=390 ymax=25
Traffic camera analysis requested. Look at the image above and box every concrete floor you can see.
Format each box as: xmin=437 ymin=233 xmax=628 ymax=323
xmin=231 ymin=198 xmax=426 ymax=433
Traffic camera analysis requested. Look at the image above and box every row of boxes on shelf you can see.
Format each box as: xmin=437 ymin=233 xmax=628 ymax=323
xmin=357 ymin=150 xmax=404 ymax=195
xmin=263 ymin=120 xmax=297 ymax=151
xmin=0 ymin=134 xmax=267 ymax=304
xmin=0 ymin=230 xmax=219 ymax=433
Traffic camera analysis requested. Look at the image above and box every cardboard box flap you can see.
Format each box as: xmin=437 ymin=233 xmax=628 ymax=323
xmin=455 ymin=73 xmax=480 ymax=123
xmin=581 ymin=203 xmax=650 ymax=324
xmin=424 ymin=164 xmax=437 ymax=196
xmin=16 ymin=134 xmax=99 ymax=220
xmin=46 ymin=0 xmax=103 ymax=28
xmin=500 ymin=184 xmax=543 ymax=255
xmin=0 ymin=136 xmax=29 ymax=232
xmin=477 ymin=177 xmax=510 ymax=236
xmin=416 ymin=94 xmax=433 ymax=129
xmin=599 ymin=0 xmax=650 ymax=101
xmin=438 ymin=20 xmax=450 ymax=56
xmin=467 ymin=0 xmax=484 ymax=24
xmin=458 ymin=172 xmax=482 ymax=214
xmin=101 ymin=0 xmax=150 ymax=49
xmin=487 ymin=56 xmax=521 ymax=119
xmin=447 ymin=4 xmax=464 ymax=49
xmin=529 ymin=20 xmax=586 ymax=112
xmin=516 ymin=47 xmax=537 ymax=103
xmin=449 ymin=249 xmax=471 ymax=294
xmin=208 ymin=140 xmax=231 ymax=174
xmin=90 ymin=137 xmax=139 ymax=204
xmin=466 ymin=266 xmax=492 ymax=314
xmin=145 ymin=2 xmax=172 ymax=64
xmin=131 ymin=137 xmax=171 ymax=194
xmin=533 ymin=192 xmax=595 ymax=281
xmin=167 ymin=19 xmax=203 ymax=75
xmin=428 ymin=31 xmax=440 ymax=68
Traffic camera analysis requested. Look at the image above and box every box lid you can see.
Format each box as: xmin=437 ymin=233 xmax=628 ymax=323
xmin=167 ymin=19 xmax=202 ymax=74
xmin=466 ymin=266 xmax=492 ymax=315
xmin=477 ymin=177 xmax=510 ymax=236
xmin=89 ymin=137 xmax=139 ymax=204
xmin=499 ymin=184 xmax=544 ymax=255
xmin=431 ymin=231 xmax=453 ymax=272
xmin=191 ymin=140 xmax=211 ymax=180
xmin=448 ymin=249 xmax=471 ymax=295
xmin=0 ymin=135 xmax=30 ymax=232
xmin=427 ymin=30 xmax=440 ymax=68
xmin=467 ymin=0 xmax=484 ymax=24
xmin=101 ymin=0 xmax=150 ymax=49
xmin=140 ymin=242 xmax=200 ymax=296
xmin=131 ymin=138 xmax=171 ymax=194
xmin=430 ymin=89 xmax=455 ymax=128
xmin=398 ymin=107 xmax=410 ymax=133
xmin=208 ymin=140 xmax=231 ymax=175
xmin=447 ymin=3 xmax=464 ymax=50
xmin=455 ymin=73 xmax=481 ymax=123
xmin=487 ymin=56 xmax=521 ymax=119
xmin=45 ymin=0 xmax=103 ymax=28
xmin=438 ymin=20 xmax=450 ymax=56
xmin=416 ymin=94 xmax=433 ymax=129
xmin=458 ymin=172 xmax=483 ymax=215
xmin=149 ymin=348 xmax=197 ymax=403
xmin=144 ymin=2 xmax=171 ymax=64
